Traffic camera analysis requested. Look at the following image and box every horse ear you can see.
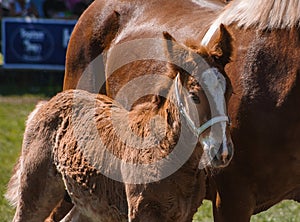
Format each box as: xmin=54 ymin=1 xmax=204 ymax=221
xmin=163 ymin=31 xmax=176 ymax=42
xmin=163 ymin=31 xmax=189 ymax=76
xmin=206 ymin=24 xmax=233 ymax=66
xmin=163 ymin=31 xmax=181 ymax=62
xmin=163 ymin=32 xmax=190 ymax=83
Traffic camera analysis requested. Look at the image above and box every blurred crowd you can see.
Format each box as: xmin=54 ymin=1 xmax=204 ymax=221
xmin=0 ymin=0 xmax=94 ymax=19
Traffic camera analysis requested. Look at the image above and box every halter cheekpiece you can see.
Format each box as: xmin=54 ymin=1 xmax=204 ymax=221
xmin=174 ymin=74 xmax=229 ymax=137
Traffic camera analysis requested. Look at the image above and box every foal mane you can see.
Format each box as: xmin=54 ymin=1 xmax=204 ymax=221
xmin=217 ymin=0 xmax=300 ymax=30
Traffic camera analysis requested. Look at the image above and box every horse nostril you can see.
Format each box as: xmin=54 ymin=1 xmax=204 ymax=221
xmin=207 ymin=141 xmax=234 ymax=168
xmin=211 ymin=142 xmax=234 ymax=166
xmin=221 ymin=142 xmax=233 ymax=164
xmin=221 ymin=152 xmax=228 ymax=164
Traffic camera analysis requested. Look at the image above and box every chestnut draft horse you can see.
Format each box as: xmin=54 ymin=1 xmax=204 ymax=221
xmin=200 ymin=0 xmax=300 ymax=221
xmin=6 ymin=32 xmax=234 ymax=221
xmin=63 ymin=0 xmax=300 ymax=221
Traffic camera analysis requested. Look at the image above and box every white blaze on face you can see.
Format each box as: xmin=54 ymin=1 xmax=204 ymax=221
xmin=201 ymin=68 xmax=227 ymax=115
xmin=198 ymin=68 xmax=228 ymax=165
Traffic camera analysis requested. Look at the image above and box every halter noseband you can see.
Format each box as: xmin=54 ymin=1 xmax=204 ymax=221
xmin=174 ymin=74 xmax=229 ymax=137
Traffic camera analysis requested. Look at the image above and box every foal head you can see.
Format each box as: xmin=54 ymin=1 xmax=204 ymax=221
xmin=163 ymin=25 xmax=234 ymax=168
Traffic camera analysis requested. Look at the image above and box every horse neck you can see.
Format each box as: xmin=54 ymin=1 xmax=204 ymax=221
xmin=120 ymin=88 xmax=181 ymax=151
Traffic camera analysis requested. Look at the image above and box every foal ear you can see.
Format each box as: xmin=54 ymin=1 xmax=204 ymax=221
xmin=163 ymin=32 xmax=186 ymax=65
xmin=163 ymin=31 xmax=176 ymax=43
xmin=163 ymin=31 xmax=191 ymax=79
xmin=206 ymin=24 xmax=233 ymax=66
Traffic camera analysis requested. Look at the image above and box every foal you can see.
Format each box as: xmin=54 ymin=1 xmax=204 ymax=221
xmin=6 ymin=30 xmax=233 ymax=221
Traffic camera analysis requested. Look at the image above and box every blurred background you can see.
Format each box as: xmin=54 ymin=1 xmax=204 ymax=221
xmin=0 ymin=0 xmax=95 ymax=96
xmin=0 ymin=0 xmax=299 ymax=221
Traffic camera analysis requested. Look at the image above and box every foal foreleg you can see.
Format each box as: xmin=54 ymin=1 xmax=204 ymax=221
xmin=59 ymin=207 xmax=80 ymax=222
xmin=125 ymin=184 xmax=167 ymax=222
xmin=44 ymin=192 xmax=74 ymax=222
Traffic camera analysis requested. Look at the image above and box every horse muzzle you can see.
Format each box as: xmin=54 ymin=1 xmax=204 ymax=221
xmin=198 ymin=134 xmax=234 ymax=169
xmin=209 ymin=140 xmax=234 ymax=168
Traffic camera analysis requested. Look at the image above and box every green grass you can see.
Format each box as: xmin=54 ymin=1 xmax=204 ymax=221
xmin=0 ymin=95 xmax=299 ymax=221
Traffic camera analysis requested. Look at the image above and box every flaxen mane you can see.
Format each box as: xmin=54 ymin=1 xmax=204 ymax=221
xmin=219 ymin=0 xmax=300 ymax=29
xmin=202 ymin=0 xmax=300 ymax=45
xmin=192 ymin=0 xmax=225 ymax=10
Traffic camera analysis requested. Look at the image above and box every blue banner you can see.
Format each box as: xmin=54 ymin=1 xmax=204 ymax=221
xmin=2 ymin=18 xmax=77 ymax=70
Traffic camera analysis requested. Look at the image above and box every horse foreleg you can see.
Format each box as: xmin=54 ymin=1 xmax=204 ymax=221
xmin=125 ymin=185 xmax=167 ymax=222
xmin=59 ymin=207 xmax=79 ymax=222
xmin=128 ymin=202 xmax=167 ymax=222
xmin=58 ymin=206 xmax=93 ymax=222
xmin=44 ymin=192 xmax=74 ymax=222
xmin=208 ymin=176 xmax=255 ymax=222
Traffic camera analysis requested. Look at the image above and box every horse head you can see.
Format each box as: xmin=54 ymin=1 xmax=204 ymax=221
xmin=162 ymin=25 xmax=234 ymax=168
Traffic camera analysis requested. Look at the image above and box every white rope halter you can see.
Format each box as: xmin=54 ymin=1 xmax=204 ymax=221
xmin=174 ymin=74 xmax=229 ymax=137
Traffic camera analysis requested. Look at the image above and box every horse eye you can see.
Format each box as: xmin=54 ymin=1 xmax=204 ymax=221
xmin=213 ymin=55 xmax=220 ymax=61
xmin=190 ymin=81 xmax=198 ymax=87
xmin=189 ymin=93 xmax=201 ymax=104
